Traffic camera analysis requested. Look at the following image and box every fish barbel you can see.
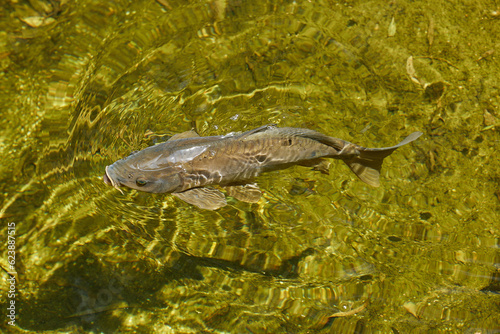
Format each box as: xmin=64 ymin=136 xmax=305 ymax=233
xmin=103 ymin=125 xmax=422 ymax=210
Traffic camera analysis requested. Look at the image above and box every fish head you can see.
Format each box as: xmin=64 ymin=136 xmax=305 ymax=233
xmin=103 ymin=147 xmax=184 ymax=194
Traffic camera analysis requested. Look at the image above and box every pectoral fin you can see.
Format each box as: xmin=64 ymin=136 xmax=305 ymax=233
xmin=173 ymin=187 xmax=227 ymax=210
xmin=225 ymin=184 xmax=262 ymax=203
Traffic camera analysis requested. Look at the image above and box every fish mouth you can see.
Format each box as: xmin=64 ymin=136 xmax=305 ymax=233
xmin=104 ymin=166 xmax=124 ymax=195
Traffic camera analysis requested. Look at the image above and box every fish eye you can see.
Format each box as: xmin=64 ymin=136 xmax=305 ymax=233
xmin=136 ymin=179 xmax=148 ymax=187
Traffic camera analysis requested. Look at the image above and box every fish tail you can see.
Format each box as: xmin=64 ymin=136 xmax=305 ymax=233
xmin=341 ymin=132 xmax=422 ymax=187
xmin=342 ymin=150 xmax=388 ymax=187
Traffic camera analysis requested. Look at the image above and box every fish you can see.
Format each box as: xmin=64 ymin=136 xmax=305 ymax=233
xmin=103 ymin=125 xmax=422 ymax=210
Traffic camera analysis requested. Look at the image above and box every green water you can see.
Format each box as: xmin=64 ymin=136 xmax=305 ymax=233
xmin=1 ymin=0 xmax=499 ymax=333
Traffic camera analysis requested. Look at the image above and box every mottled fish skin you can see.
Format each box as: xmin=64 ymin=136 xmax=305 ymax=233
xmin=103 ymin=125 xmax=422 ymax=209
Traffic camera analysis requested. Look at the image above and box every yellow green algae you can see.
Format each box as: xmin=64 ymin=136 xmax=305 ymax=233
xmin=0 ymin=0 xmax=498 ymax=333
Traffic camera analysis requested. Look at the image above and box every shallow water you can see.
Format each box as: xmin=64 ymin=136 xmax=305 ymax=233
xmin=1 ymin=0 xmax=499 ymax=333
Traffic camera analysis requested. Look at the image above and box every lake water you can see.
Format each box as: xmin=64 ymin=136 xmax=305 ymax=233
xmin=1 ymin=0 xmax=499 ymax=333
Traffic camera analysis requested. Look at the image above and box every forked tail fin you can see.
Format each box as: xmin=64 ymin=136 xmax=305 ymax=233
xmin=343 ymin=132 xmax=422 ymax=187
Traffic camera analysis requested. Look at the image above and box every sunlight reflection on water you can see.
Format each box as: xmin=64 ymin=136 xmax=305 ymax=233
xmin=1 ymin=0 xmax=499 ymax=332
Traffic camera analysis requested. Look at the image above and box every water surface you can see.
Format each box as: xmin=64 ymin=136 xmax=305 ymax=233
xmin=0 ymin=0 xmax=499 ymax=333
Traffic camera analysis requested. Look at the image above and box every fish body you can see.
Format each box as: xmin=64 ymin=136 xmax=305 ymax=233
xmin=104 ymin=125 xmax=422 ymax=209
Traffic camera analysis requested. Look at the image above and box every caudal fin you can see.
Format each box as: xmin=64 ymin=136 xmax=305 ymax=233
xmin=343 ymin=132 xmax=422 ymax=187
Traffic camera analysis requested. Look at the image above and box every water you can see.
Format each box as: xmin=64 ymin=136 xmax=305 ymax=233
xmin=1 ymin=0 xmax=499 ymax=333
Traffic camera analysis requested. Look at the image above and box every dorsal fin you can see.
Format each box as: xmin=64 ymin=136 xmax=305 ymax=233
xmin=236 ymin=124 xmax=277 ymax=140
xmin=167 ymin=130 xmax=200 ymax=141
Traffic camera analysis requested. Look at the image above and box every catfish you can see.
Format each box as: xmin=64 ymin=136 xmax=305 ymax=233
xmin=103 ymin=125 xmax=422 ymax=210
